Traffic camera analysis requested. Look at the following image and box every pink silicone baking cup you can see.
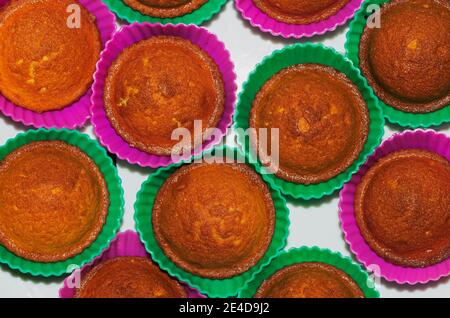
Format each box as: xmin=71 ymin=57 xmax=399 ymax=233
xmin=59 ymin=230 xmax=205 ymax=298
xmin=339 ymin=129 xmax=450 ymax=285
xmin=91 ymin=23 xmax=237 ymax=168
xmin=0 ymin=0 xmax=116 ymax=129
xmin=235 ymin=0 xmax=363 ymax=39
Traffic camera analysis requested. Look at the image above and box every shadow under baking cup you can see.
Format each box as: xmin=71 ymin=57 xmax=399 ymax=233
xmin=102 ymin=0 xmax=227 ymax=25
xmin=0 ymin=0 xmax=116 ymax=129
xmin=234 ymin=43 xmax=385 ymax=200
xmin=235 ymin=0 xmax=363 ymax=39
xmin=238 ymin=246 xmax=380 ymax=298
xmin=134 ymin=146 xmax=290 ymax=298
xmin=59 ymin=230 xmax=205 ymax=298
xmin=90 ymin=23 xmax=237 ymax=169
xmin=0 ymin=129 xmax=124 ymax=277
xmin=339 ymin=129 xmax=450 ymax=285
xmin=345 ymin=0 xmax=450 ymax=128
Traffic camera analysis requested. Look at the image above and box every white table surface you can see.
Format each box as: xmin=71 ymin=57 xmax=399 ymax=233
xmin=0 ymin=1 xmax=449 ymax=298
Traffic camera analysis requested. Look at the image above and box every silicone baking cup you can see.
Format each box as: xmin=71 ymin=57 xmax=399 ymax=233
xmin=60 ymin=230 xmax=204 ymax=298
xmin=339 ymin=129 xmax=450 ymax=285
xmin=238 ymin=247 xmax=380 ymax=298
xmin=234 ymin=43 xmax=384 ymax=200
xmin=235 ymin=0 xmax=363 ymax=39
xmin=102 ymin=0 xmax=227 ymax=25
xmin=0 ymin=129 xmax=124 ymax=277
xmin=345 ymin=0 xmax=450 ymax=128
xmin=91 ymin=23 xmax=237 ymax=168
xmin=0 ymin=0 xmax=116 ymax=129
xmin=134 ymin=146 xmax=290 ymax=298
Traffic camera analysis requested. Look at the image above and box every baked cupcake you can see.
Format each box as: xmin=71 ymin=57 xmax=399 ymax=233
xmin=152 ymin=162 xmax=276 ymax=279
xmin=0 ymin=141 xmax=109 ymax=262
xmin=76 ymin=256 xmax=187 ymax=298
xmin=355 ymin=149 xmax=450 ymax=267
xmin=250 ymin=64 xmax=369 ymax=185
xmin=359 ymin=0 xmax=450 ymax=113
xmin=252 ymin=0 xmax=351 ymax=24
xmin=254 ymin=262 xmax=364 ymax=298
xmin=123 ymin=0 xmax=208 ymax=18
xmin=104 ymin=35 xmax=225 ymax=156
xmin=0 ymin=0 xmax=101 ymax=113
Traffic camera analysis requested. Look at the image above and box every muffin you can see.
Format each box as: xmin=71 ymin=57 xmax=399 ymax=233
xmin=104 ymin=36 xmax=225 ymax=156
xmin=355 ymin=149 xmax=450 ymax=267
xmin=123 ymin=0 xmax=208 ymax=18
xmin=76 ymin=257 xmax=187 ymax=298
xmin=250 ymin=64 xmax=369 ymax=185
xmin=255 ymin=262 xmax=364 ymax=298
xmin=252 ymin=0 xmax=351 ymax=24
xmin=0 ymin=0 xmax=101 ymax=112
xmin=0 ymin=141 xmax=109 ymax=262
xmin=359 ymin=0 xmax=450 ymax=113
xmin=152 ymin=162 xmax=276 ymax=279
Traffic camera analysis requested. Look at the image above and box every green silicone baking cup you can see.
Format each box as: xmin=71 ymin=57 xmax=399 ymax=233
xmin=102 ymin=0 xmax=228 ymax=25
xmin=0 ymin=129 xmax=124 ymax=277
xmin=238 ymin=246 xmax=380 ymax=298
xmin=134 ymin=146 xmax=290 ymax=298
xmin=234 ymin=43 xmax=384 ymax=200
xmin=345 ymin=0 xmax=450 ymax=128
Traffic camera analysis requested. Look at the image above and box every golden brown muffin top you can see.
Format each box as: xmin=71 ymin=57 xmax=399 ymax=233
xmin=0 ymin=0 xmax=101 ymax=112
xmin=359 ymin=0 xmax=450 ymax=113
xmin=355 ymin=149 xmax=450 ymax=267
xmin=123 ymin=0 xmax=208 ymax=18
xmin=253 ymin=0 xmax=351 ymax=24
xmin=104 ymin=36 xmax=225 ymax=156
xmin=0 ymin=141 xmax=109 ymax=262
xmin=76 ymin=257 xmax=187 ymax=298
xmin=250 ymin=64 xmax=369 ymax=185
xmin=152 ymin=162 xmax=275 ymax=279
xmin=255 ymin=262 xmax=364 ymax=298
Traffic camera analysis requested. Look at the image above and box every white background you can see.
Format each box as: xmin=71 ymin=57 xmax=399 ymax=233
xmin=0 ymin=1 xmax=449 ymax=298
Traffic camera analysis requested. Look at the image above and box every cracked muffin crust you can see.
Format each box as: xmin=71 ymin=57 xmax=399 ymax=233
xmin=0 ymin=0 xmax=101 ymax=112
xmin=0 ymin=141 xmax=109 ymax=262
xmin=152 ymin=162 xmax=276 ymax=279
